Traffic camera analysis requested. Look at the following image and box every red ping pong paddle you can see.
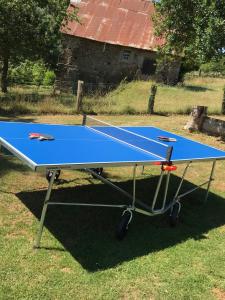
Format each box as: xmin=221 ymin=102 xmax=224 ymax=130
xmin=29 ymin=133 xmax=41 ymax=139
xmin=29 ymin=133 xmax=54 ymax=141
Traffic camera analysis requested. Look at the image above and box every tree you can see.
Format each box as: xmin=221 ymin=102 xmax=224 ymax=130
xmin=0 ymin=0 xmax=78 ymax=92
xmin=153 ymin=0 xmax=225 ymax=66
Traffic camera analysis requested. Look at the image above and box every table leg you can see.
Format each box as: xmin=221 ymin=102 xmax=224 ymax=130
xmin=34 ymin=170 xmax=56 ymax=248
xmin=204 ymin=160 xmax=216 ymax=203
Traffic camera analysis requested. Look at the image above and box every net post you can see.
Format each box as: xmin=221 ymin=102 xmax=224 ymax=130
xmin=166 ymin=146 xmax=173 ymax=162
xmin=82 ymin=114 xmax=87 ymax=126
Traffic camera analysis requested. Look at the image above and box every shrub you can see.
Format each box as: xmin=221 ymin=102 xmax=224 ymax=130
xmin=9 ymin=60 xmax=55 ymax=86
xmin=43 ymin=70 xmax=56 ymax=86
xmin=32 ymin=61 xmax=46 ymax=86
xmin=9 ymin=60 xmax=33 ymax=84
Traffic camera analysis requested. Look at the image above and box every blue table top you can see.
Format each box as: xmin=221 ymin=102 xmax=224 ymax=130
xmin=0 ymin=121 xmax=225 ymax=170
xmin=124 ymin=126 xmax=225 ymax=163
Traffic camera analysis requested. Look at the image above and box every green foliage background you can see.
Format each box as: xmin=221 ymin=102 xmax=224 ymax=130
xmin=0 ymin=0 xmax=77 ymax=91
xmin=153 ymin=0 xmax=225 ymax=64
xmin=0 ymin=0 xmax=76 ymax=65
xmin=8 ymin=60 xmax=56 ymax=86
xmin=200 ymin=57 xmax=225 ymax=76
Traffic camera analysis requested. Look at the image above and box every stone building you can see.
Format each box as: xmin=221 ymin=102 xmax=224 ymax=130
xmin=55 ymin=0 xmax=180 ymax=93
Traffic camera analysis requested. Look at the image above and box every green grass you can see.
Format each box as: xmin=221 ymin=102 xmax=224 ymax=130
xmin=0 ymin=77 xmax=225 ymax=115
xmin=82 ymin=77 xmax=225 ymax=115
xmin=0 ymin=114 xmax=225 ymax=299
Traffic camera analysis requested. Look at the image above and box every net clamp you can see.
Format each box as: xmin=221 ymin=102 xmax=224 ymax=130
xmin=153 ymin=161 xmax=177 ymax=172
xmin=162 ymin=163 xmax=177 ymax=172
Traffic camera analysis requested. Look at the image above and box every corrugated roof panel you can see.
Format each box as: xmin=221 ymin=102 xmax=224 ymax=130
xmin=63 ymin=0 xmax=164 ymax=50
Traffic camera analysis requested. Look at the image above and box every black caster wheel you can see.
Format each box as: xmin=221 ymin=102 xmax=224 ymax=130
xmin=46 ymin=170 xmax=61 ymax=182
xmin=169 ymin=202 xmax=181 ymax=227
xmin=116 ymin=210 xmax=132 ymax=240
xmin=91 ymin=168 xmax=103 ymax=178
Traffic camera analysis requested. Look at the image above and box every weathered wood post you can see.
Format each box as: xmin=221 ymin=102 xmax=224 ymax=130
xmin=148 ymin=84 xmax=157 ymax=114
xmin=184 ymin=105 xmax=208 ymax=132
xmin=76 ymin=80 xmax=84 ymax=113
xmin=221 ymin=86 xmax=225 ymax=115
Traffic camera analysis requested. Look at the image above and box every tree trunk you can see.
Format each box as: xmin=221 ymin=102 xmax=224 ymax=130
xmin=1 ymin=56 xmax=9 ymax=93
xmin=184 ymin=106 xmax=208 ymax=132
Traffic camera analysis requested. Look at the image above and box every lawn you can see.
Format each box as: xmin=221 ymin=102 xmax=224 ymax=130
xmin=1 ymin=77 xmax=225 ymax=115
xmin=83 ymin=77 xmax=225 ymax=114
xmin=0 ymin=114 xmax=225 ymax=299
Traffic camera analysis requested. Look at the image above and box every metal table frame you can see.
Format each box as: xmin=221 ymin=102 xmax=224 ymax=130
xmin=34 ymin=159 xmax=216 ymax=248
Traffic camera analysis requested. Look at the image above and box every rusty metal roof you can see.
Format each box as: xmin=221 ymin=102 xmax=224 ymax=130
xmin=62 ymin=0 xmax=164 ymax=51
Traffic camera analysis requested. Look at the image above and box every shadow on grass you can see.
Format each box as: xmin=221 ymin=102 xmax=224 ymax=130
xmin=0 ymin=116 xmax=36 ymax=122
xmin=183 ymin=85 xmax=213 ymax=92
xmin=0 ymin=156 xmax=30 ymax=177
xmin=152 ymin=112 xmax=169 ymax=117
xmin=16 ymin=174 xmax=225 ymax=272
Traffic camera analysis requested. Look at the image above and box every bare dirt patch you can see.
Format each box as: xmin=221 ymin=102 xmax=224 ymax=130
xmin=213 ymin=287 xmax=225 ymax=300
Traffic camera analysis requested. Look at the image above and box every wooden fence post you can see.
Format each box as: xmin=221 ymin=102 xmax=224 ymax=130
xmin=148 ymin=84 xmax=157 ymax=114
xmin=76 ymin=80 xmax=84 ymax=113
xmin=221 ymin=86 xmax=225 ymax=115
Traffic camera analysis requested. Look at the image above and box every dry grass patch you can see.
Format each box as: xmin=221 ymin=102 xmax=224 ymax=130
xmin=38 ymin=98 xmax=70 ymax=114
xmin=212 ymin=287 xmax=225 ymax=300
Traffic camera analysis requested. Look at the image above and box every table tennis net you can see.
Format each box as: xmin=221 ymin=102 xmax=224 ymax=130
xmin=84 ymin=115 xmax=173 ymax=161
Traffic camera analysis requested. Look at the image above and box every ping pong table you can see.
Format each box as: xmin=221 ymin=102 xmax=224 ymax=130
xmin=1 ymin=115 xmax=225 ymax=247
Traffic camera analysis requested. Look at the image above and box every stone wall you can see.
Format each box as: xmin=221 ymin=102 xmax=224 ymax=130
xmin=202 ymin=117 xmax=225 ymax=137
xmin=55 ymin=35 xmax=180 ymax=93
xmin=184 ymin=106 xmax=225 ymax=138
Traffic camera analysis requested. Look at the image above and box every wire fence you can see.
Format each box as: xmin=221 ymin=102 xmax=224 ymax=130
xmin=0 ymin=80 xmax=120 ymax=109
xmin=56 ymin=80 xmax=119 ymax=96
